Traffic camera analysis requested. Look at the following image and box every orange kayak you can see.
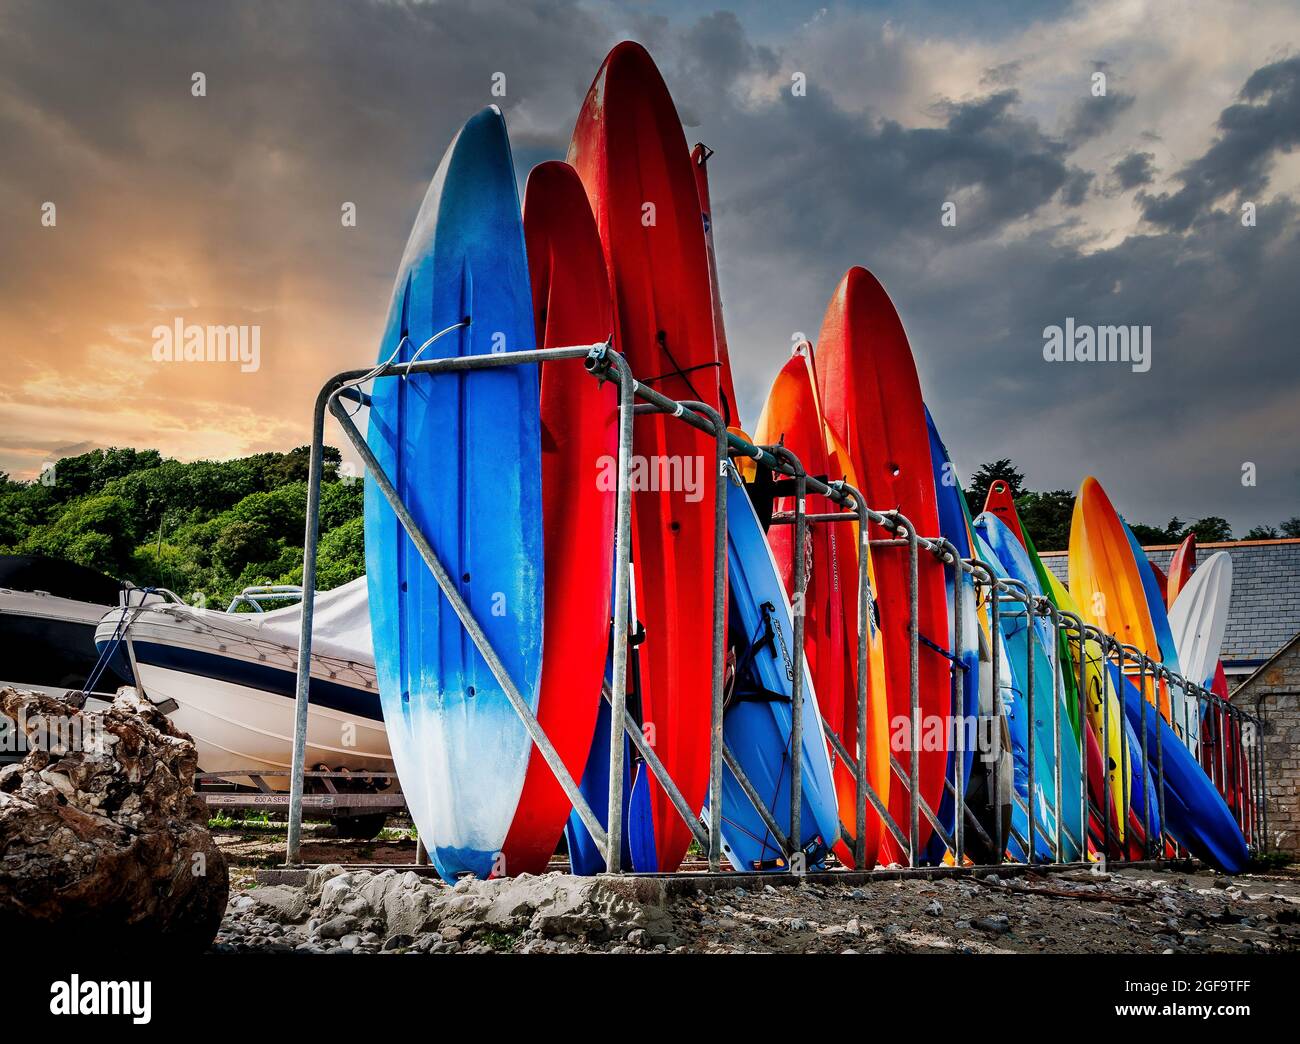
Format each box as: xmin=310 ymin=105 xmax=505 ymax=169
xmin=754 ymin=343 xmax=890 ymax=867
xmin=1068 ymin=476 xmax=1171 ymax=719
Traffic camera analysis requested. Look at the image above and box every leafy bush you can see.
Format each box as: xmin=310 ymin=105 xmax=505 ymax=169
xmin=0 ymin=446 xmax=361 ymax=605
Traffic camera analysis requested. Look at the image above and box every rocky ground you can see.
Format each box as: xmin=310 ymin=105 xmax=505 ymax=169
xmin=213 ymin=856 xmax=1300 ymax=954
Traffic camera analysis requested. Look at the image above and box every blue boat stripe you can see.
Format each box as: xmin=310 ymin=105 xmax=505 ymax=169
xmin=127 ymin=641 xmax=384 ymax=723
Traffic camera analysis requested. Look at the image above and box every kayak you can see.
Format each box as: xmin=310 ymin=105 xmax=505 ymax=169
xmin=1168 ymin=551 xmax=1232 ymax=693
xmin=1113 ymin=664 xmax=1248 ymax=872
xmin=815 ymin=267 xmax=951 ymax=862
xmin=1168 ymin=551 xmax=1233 ymax=755
xmin=570 ymin=41 xmax=721 ymax=872
xmin=1069 ymin=477 xmax=1171 ymax=720
xmin=365 ymin=107 xmax=541 ymax=882
xmin=922 ymin=407 xmax=981 ymax=864
xmin=1166 ymin=534 xmax=1197 ymax=609
xmin=715 ymin=479 xmax=841 ymax=870
xmin=982 ymin=483 xmax=1129 ymax=842
xmin=1121 ymin=519 xmax=1188 ymax=733
xmin=1042 ymin=570 xmax=1129 ymax=843
xmin=975 ymin=513 xmax=1084 ymax=861
xmin=982 ymin=479 xmax=1026 ymax=546
xmin=501 ymin=161 xmax=618 ymax=875
xmin=754 ymin=343 xmax=890 ymax=868
xmin=972 ymin=531 xmax=1060 ymax=861
xmin=690 ymin=143 xmax=740 ymax=428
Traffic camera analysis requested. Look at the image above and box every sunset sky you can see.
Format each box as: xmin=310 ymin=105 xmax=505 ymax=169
xmin=2 ymin=0 xmax=1298 ymax=535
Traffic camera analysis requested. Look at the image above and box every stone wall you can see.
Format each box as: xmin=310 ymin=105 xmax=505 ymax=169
xmin=1233 ymin=636 xmax=1300 ymax=856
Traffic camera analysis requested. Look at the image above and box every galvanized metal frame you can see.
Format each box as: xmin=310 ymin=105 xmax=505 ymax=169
xmin=284 ymin=344 xmax=1267 ymax=873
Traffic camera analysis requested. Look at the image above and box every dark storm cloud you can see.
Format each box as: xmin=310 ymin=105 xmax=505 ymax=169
xmin=1 ymin=1 xmax=1295 ymax=532
xmin=641 ymin=23 xmax=1298 ymax=532
xmin=1112 ymin=151 xmax=1156 ymax=190
xmin=1140 ymin=55 xmax=1300 ymax=230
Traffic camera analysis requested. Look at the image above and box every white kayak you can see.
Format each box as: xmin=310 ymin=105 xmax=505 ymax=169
xmin=1167 ymin=551 xmax=1233 ymax=752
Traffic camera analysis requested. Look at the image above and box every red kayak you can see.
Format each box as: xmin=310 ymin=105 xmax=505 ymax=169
xmin=815 ymin=266 xmax=950 ymax=862
xmin=690 ymin=143 xmax=740 ymax=428
xmin=982 ymin=480 xmax=1026 ymax=546
xmin=1149 ymin=560 xmax=1169 ymax=605
xmin=570 ymin=41 xmax=720 ymax=873
xmin=502 ymin=161 xmax=618 ymax=875
xmin=1166 ymin=533 xmax=1196 ymax=609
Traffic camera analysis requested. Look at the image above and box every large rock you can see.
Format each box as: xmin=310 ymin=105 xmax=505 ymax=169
xmin=0 ymin=687 xmax=228 ymax=951
xmin=289 ymin=867 xmax=676 ymax=947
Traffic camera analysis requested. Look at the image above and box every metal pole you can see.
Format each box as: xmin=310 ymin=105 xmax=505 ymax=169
xmin=951 ymin=542 xmax=965 ymax=866
xmin=839 ymin=481 xmax=872 ymax=870
xmin=681 ymin=400 xmax=733 ymax=873
xmin=286 ymin=378 xmax=334 ymax=864
xmin=1217 ymin=693 xmax=1229 ymax=808
xmin=1233 ymin=705 xmax=1247 ymax=837
xmin=987 ymin=566 xmax=1004 ymax=865
xmin=1133 ymin=650 xmax=1154 ymax=863
xmin=1046 ymin=601 xmax=1063 ymax=862
xmin=1105 ymin=636 xmax=1120 ymax=858
xmin=1065 ymin=614 xmax=1088 ymax=860
xmin=1154 ymin=657 xmax=1175 ymax=863
xmin=1024 ymin=590 xmax=1035 ymax=862
xmin=678 ymin=400 xmax=729 ymax=873
xmin=596 ymin=351 xmax=636 ymax=872
xmin=903 ymin=513 xmax=921 ymax=866
xmin=771 ymin=447 xmax=807 ymax=867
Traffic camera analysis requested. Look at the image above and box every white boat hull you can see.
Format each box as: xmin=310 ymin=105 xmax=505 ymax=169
xmin=134 ymin=662 xmax=391 ymax=790
xmin=95 ymin=579 xmax=392 ymax=791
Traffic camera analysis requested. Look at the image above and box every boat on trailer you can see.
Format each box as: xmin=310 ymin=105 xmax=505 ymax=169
xmin=94 ymin=577 xmax=393 ymax=801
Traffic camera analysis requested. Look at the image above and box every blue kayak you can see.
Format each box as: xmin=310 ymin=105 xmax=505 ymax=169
xmin=564 ymin=691 xmax=634 ymax=876
xmin=364 ymin=107 xmax=542 ymax=882
xmin=1123 ymin=709 xmax=1164 ymax=846
xmin=921 ymin=407 xmax=980 ymax=865
xmin=972 ymin=532 xmax=1060 ymax=861
xmin=975 ymin=513 xmax=1084 ymax=861
xmin=713 ymin=479 xmax=841 ymax=871
xmin=1111 ymin=665 xmax=1247 ymax=872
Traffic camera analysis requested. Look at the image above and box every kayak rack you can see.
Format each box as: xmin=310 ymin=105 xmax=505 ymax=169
xmin=286 ymin=343 xmax=1267 ymax=874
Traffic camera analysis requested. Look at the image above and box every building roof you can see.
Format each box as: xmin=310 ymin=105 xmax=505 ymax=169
xmin=1229 ymin=631 xmax=1300 ymax=700
xmin=1038 ymin=538 xmax=1300 ymax=671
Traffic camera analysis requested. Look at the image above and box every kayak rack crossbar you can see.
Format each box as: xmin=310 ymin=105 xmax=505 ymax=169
xmin=285 ymin=340 xmax=1267 ymax=875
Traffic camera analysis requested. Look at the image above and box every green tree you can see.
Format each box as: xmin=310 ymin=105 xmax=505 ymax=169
xmin=1128 ymin=522 xmax=1174 ymax=545
xmin=1015 ymin=489 xmax=1075 ymax=551
xmin=1184 ymin=516 xmax=1232 ymax=543
xmin=1246 ymin=525 xmax=1280 ymax=539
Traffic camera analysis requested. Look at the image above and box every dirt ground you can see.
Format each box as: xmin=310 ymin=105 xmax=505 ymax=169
xmin=214 ymin=827 xmax=1300 ymax=954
